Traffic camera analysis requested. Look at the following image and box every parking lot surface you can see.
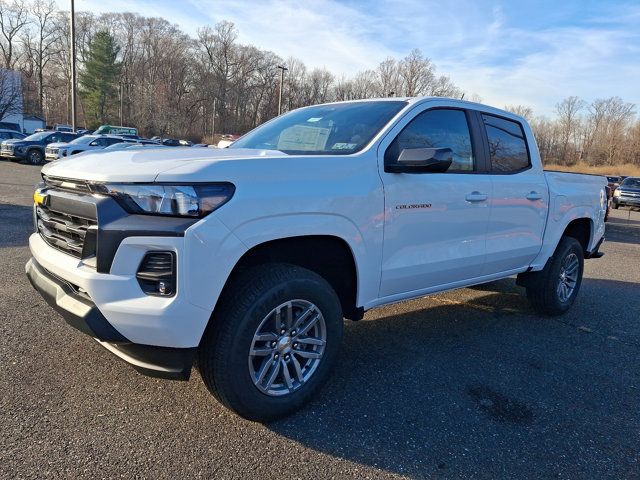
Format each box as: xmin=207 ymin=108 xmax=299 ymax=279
xmin=1 ymin=161 xmax=639 ymax=479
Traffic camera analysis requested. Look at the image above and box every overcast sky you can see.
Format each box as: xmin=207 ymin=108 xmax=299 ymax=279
xmin=71 ymin=0 xmax=640 ymax=116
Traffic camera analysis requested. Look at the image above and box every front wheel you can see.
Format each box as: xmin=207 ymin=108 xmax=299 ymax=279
xmin=525 ymin=236 xmax=584 ymax=316
xmin=198 ymin=264 xmax=344 ymax=421
xmin=27 ymin=149 xmax=43 ymax=165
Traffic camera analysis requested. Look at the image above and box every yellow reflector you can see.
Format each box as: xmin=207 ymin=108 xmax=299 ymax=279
xmin=33 ymin=189 xmax=46 ymax=205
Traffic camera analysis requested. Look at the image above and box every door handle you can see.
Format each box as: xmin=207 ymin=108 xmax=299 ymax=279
xmin=526 ymin=191 xmax=543 ymax=201
xmin=465 ymin=191 xmax=488 ymax=202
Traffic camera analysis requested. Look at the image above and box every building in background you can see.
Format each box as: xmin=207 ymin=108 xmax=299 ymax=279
xmin=0 ymin=69 xmax=25 ymax=133
xmin=23 ymin=115 xmax=46 ymax=133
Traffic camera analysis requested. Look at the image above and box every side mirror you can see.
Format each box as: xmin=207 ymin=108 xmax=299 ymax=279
xmin=386 ymin=147 xmax=453 ymax=173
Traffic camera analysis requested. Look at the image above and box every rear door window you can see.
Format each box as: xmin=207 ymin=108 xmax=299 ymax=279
xmin=482 ymin=114 xmax=530 ymax=172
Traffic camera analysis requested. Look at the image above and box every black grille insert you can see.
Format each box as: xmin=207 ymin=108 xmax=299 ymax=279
xmin=36 ymin=204 xmax=97 ymax=259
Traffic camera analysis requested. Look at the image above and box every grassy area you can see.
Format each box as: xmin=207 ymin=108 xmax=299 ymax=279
xmin=544 ymin=163 xmax=640 ymax=177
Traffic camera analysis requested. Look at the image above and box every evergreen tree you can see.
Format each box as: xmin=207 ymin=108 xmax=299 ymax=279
xmin=79 ymin=31 xmax=121 ymax=127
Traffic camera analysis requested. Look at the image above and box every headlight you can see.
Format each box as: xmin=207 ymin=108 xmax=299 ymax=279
xmin=15 ymin=146 xmax=25 ymax=153
xmin=613 ymin=188 xmax=621 ymax=197
xmin=95 ymin=183 xmax=235 ymax=217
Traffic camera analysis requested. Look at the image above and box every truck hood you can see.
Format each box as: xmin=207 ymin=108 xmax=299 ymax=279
xmin=41 ymin=147 xmax=286 ymax=182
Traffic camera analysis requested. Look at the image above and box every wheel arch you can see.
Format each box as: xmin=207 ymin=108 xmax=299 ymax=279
xmin=217 ymin=234 xmax=361 ymax=321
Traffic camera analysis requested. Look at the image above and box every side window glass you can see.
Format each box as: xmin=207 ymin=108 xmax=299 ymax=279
xmin=386 ymin=109 xmax=474 ymax=171
xmin=482 ymin=114 xmax=530 ymax=172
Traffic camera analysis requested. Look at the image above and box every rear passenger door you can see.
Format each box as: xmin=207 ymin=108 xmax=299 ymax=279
xmin=480 ymin=113 xmax=548 ymax=274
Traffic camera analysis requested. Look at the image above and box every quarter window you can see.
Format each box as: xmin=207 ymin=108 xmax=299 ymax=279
xmin=482 ymin=114 xmax=530 ymax=172
xmin=386 ymin=109 xmax=474 ymax=172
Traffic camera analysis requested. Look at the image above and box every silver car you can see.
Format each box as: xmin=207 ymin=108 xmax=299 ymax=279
xmin=45 ymin=135 xmax=134 ymax=161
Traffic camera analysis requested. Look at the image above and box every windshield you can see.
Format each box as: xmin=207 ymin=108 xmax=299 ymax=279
xmin=230 ymin=101 xmax=407 ymax=155
xmin=69 ymin=136 xmax=97 ymax=145
xmin=621 ymin=177 xmax=640 ymax=188
xmin=24 ymin=132 xmax=51 ymax=142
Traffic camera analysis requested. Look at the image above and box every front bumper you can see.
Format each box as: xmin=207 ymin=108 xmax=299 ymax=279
xmin=615 ymin=196 xmax=640 ymax=207
xmin=2 ymin=150 xmax=26 ymax=161
xmin=26 ymin=257 xmax=195 ymax=380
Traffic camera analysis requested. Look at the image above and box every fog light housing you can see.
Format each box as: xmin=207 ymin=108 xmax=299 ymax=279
xmin=136 ymin=251 xmax=176 ymax=296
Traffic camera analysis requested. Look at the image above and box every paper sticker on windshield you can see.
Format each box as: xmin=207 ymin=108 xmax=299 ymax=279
xmin=306 ymin=117 xmax=322 ymax=122
xmin=277 ymin=125 xmax=330 ymax=151
xmin=332 ymin=143 xmax=357 ymax=150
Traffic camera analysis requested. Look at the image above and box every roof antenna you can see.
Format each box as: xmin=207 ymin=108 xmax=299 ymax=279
xmin=460 ymin=93 xmax=465 ymax=100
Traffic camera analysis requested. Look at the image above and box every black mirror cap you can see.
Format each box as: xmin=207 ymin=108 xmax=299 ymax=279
xmin=386 ymin=147 xmax=453 ymax=173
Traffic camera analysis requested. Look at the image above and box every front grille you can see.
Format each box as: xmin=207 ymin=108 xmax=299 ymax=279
xmin=620 ymin=191 xmax=640 ymax=198
xmin=2 ymin=145 xmax=14 ymax=154
xmin=43 ymin=175 xmax=92 ymax=194
xmin=36 ymin=203 xmax=96 ymax=258
xmin=46 ymin=148 xmax=58 ymax=155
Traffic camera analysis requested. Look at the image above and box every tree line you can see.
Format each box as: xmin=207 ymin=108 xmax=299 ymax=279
xmin=0 ymin=0 xmax=638 ymax=167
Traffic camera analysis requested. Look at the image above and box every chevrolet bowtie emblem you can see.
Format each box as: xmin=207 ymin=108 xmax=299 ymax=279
xmin=33 ymin=188 xmax=48 ymax=206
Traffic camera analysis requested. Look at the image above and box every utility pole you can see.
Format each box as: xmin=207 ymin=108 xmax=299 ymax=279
xmin=276 ymin=65 xmax=288 ymax=116
xmin=212 ymin=97 xmax=217 ymax=140
xmin=119 ymin=81 xmax=123 ymax=125
xmin=70 ymin=0 xmax=77 ymax=130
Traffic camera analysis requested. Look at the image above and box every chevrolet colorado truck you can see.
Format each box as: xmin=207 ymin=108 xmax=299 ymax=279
xmin=25 ymin=98 xmax=607 ymax=421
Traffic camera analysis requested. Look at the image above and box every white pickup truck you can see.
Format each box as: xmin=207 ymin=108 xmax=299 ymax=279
xmin=26 ymin=98 xmax=606 ymax=421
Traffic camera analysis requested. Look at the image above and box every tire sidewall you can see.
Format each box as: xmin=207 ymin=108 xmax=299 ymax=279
xmin=212 ymin=270 xmax=343 ymax=420
xmin=28 ymin=149 xmax=43 ymax=165
xmin=549 ymin=238 xmax=584 ymax=312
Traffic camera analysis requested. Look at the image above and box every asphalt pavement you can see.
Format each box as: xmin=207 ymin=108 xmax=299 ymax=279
xmin=1 ymin=161 xmax=639 ymax=479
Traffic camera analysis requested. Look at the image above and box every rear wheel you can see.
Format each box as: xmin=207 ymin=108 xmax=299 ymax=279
xmin=525 ymin=236 xmax=584 ymax=316
xmin=27 ymin=149 xmax=43 ymax=165
xmin=198 ymin=264 xmax=343 ymax=421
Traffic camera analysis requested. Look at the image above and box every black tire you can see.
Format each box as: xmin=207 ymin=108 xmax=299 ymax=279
xmin=27 ymin=149 xmax=43 ymax=165
xmin=525 ymin=236 xmax=584 ymax=316
xmin=198 ymin=263 xmax=343 ymax=422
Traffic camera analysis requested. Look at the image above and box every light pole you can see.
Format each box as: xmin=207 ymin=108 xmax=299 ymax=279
xmin=119 ymin=81 xmax=123 ymax=125
xmin=276 ymin=65 xmax=288 ymax=116
xmin=211 ymin=97 xmax=217 ymax=140
xmin=70 ymin=0 xmax=77 ymax=130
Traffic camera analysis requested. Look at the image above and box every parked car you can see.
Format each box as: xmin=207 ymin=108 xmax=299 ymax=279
xmin=54 ymin=124 xmax=74 ymax=133
xmin=0 ymin=129 xmax=27 ymax=160
xmin=94 ymin=125 xmax=138 ymax=136
xmin=606 ymin=176 xmax=621 ymax=191
xmin=101 ymin=140 xmax=163 ymax=151
xmin=45 ymin=135 xmax=133 ymax=161
xmin=161 ymin=138 xmax=182 ymax=146
xmin=0 ymin=121 xmax=21 ymax=132
xmin=1 ymin=130 xmax=78 ymax=164
xmin=612 ymin=177 xmax=640 ymax=209
xmin=0 ymin=128 xmax=26 ymax=141
xmin=26 ymin=98 xmax=607 ymax=421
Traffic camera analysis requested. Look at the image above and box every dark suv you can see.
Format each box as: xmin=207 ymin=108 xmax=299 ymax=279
xmin=1 ymin=130 xmax=78 ymax=165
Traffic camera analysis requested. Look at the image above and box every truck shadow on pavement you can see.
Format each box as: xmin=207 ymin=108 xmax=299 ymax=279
xmin=267 ymin=276 xmax=640 ymax=478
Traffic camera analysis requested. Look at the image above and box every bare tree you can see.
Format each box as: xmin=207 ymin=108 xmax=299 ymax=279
xmin=504 ymin=104 xmax=534 ymax=122
xmin=21 ymin=0 xmax=59 ymax=115
xmin=0 ymin=67 xmax=21 ymax=119
xmin=0 ymin=0 xmax=29 ymax=69
xmin=555 ymin=96 xmax=585 ymax=164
